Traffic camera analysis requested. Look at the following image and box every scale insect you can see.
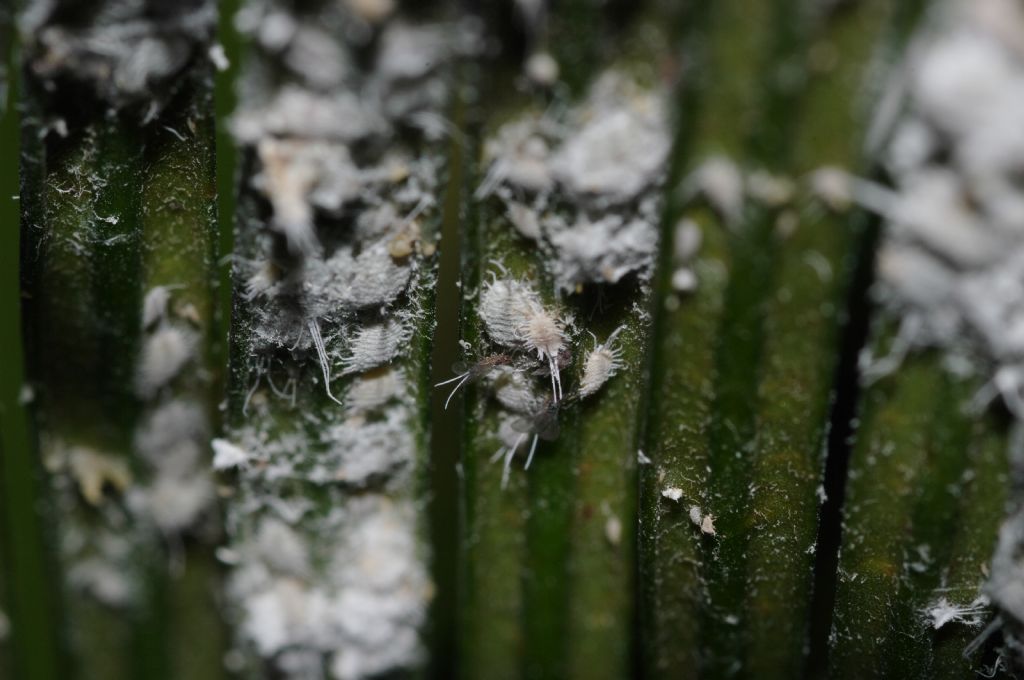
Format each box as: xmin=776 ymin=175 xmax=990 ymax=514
xmin=491 ymin=400 xmax=561 ymax=489
xmin=479 ymin=272 xmax=568 ymax=403
xmin=518 ymin=299 xmax=566 ymax=403
xmin=434 ymin=353 xmax=512 ymax=410
xmin=578 ymin=326 xmax=625 ymax=398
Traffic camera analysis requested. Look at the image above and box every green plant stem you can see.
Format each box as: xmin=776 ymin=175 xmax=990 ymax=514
xmin=214 ymin=0 xmax=241 ymax=373
xmin=639 ymin=0 xmax=785 ymax=676
xmin=459 ymin=168 xmax=535 ymax=679
xmin=930 ymin=423 xmax=1009 ymax=676
xmin=20 ymin=65 xmax=224 ymax=679
xmin=639 ymin=0 xmax=900 ymax=677
xmin=744 ymin=2 xmax=889 ymax=675
xmin=222 ymin=3 xmax=451 ymax=675
xmin=829 ymin=325 xmax=1009 ymax=679
xmin=0 ymin=12 xmax=65 ymax=680
xmin=458 ymin=4 xmax=690 ymax=678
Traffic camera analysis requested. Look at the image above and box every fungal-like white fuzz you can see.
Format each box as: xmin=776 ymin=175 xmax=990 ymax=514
xmin=579 ymin=326 xmax=624 ymax=398
xmin=661 ymin=487 xmax=683 ymax=502
xmin=923 ymin=596 xmax=989 ymax=630
xmin=212 ymin=438 xmax=252 ymax=471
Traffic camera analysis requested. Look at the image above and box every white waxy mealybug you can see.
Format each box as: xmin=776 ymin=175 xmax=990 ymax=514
xmin=490 ymin=365 xmax=544 ymax=415
xmin=578 ymin=326 xmax=624 ymax=398
xmin=478 ymin=273 xmax=538 ymax=347
xmin=341 ymin=319 xmax=410 ymax=375
xmin=688 ymin=506 xmax=716 ymax=536
xmin=491 ymin=401 xmax=560 ymax=488
xmin=479 ymin=273 xmax=567 ymax=402
xmin=518 ymin=299 xmax=566 ymax=402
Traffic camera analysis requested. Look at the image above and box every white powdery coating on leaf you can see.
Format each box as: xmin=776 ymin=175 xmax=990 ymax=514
xmin=858 ymin=0 xmax=1024 ymax=643
xmin=859 ymin=0 xmax=1024 ymax=380
xmin=683 ymin=155 xmax=745 ymax=227
xmin=506 ymin=199 xmax=542 ymax=240
xmin=479 ymin=72 xmax=668 ymax=293
xmin=319 ymin=409 xmax=415 ymax=485
xmin=923 ymin=595 xmax=989 ymax=630
xmin=67 ymin=556 xmax=135 ymax=608
xmin=342 ymin=319 xmax=411 ymax=375
xmin=134 ymin=325 xmax=196 ymax=398
xmin=550 ymin=72 xmax=670 ymax=203
xmin=212 ymin=438 xmax=252 ymax=470
xmin=135 ymin=472 xmax=214 ymax=532
xmin=130 ymin=396 xmax=214 ymax=531
xmin=303 ymin=243 xmax=413 ymax=314
xmin=255 ymin=138 xmax=362 ymax=256
xmin=662 ymin=487 xmax=683 ymax=502
xmin=63 ymin=530 xmax=137 ymax=607
xmin=233 ymin=86 xmax=384 ymax=144
xmin=478 ymin=118 xmax=553 ymax=196
xmin=225 ymin=8 xmax=457 ymax=676
xmin=347 ymin=368 xmax=404 ymax=414
xmin=134 ymin=400 xmax=207 ymax=466
xmin=232 ymin=496 xmax=430 ymax=680
xmin=23 ymin=0 xmax=216 ymax=105
xmin=375 ymin=23 xmax=448 ymax=82
xmin=547 ymin=214 xmax=658 ymax=293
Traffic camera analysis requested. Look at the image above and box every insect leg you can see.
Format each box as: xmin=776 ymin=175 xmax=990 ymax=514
xmin=308 ymin=319 xmax=343 ymax=406
xmin=501 ymin=432 xmax=527 ymax=489
xmin=525 ymin=434 xmax=540 ymax=470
